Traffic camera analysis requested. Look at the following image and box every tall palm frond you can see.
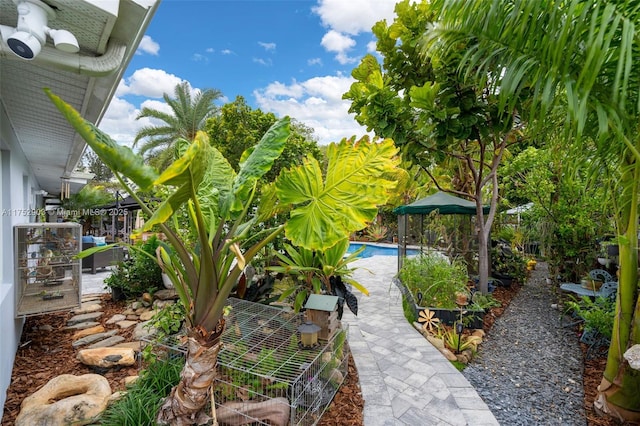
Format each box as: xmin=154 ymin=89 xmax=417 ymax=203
xmin=426 ymin=0 xmax=640 ymax=144
xmin=134 ymin=81 xmax=222 ymax=168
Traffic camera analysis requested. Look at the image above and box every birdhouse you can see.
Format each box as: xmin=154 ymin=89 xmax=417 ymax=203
xmin=305 ymin=294 xmax=340 ymax=341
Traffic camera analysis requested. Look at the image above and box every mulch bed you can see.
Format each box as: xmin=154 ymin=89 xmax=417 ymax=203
xmin=0 ymin=283 xmax=631 ymax=426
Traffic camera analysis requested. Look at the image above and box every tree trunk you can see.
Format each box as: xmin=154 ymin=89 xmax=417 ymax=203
xmin=156 ymin=336 xmax=223 ymax=426
xmin=594 ymin=161 xmax=640 ymax=421
xmin=477 ymin=229 xmax=489 ymax=294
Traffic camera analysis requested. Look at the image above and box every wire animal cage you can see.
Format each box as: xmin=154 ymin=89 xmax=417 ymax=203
xmin=143 ymin=298 xmax=349 ymax=426
xmin=215 ymin=298 xmax=349 ymax=426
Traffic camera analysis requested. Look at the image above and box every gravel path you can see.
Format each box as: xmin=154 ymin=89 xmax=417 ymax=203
xmin=463 ymin=262 xmax=587 ymax=425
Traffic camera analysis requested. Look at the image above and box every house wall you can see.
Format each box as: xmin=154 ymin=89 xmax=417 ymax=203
xmin=0 ymin=103 xmax=42 ymax=418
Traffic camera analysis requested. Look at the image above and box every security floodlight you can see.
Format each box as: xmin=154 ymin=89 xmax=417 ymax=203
xmin=1 ymin=0 xmax=79 ymax=60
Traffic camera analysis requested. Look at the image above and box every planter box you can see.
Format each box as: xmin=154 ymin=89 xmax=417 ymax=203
xmin=393 ymin=278 xmax=485 ymax=329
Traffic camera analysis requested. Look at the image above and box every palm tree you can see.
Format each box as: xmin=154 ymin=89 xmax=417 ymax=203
xmin=425 ymin=0 xmax=640 ymax=421
xmin=134 ymin=81 xmax=222 ymax=169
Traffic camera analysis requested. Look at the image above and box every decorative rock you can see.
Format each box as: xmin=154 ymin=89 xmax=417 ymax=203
xmin=126 ymin=314 xmax=139 ymax=321
xmin=67 ymin=312 xmax=103 ymax=326
xmin=456 ymin=353 xmax=469 ymax=364
xmin=73 ymin=330 xmax=118 ymax=348
xmin=15 ymin=374 xmax=111 ymax=426
xmin=216 ymin=397 xmax=290 ymax=426
xmin=624 ymin=344 xmax=640 ymax=370
xmin=73 ymin=325 xmax=106 ymax=340
xmin=88 ymin=335 xmax=126 ymax=349
xmin=426 ymin=335 xmax=445 ymax=350
xmin=73 ymin=303 xmax=102 ymax=314
xmin=471 ymin=329 xmax=486 ymax=338
xmin=77 ymin=347 xmax=136 ymax=368
xmin=116 ymin=320 xmax=138 ymax=329
xmin=106 ymin=314 xmax=126 ymax=324
xmin=66 ymin=321 xmax=101 ymax=330
xmin=440 ymin=347 xmax=458 ymax=361
xmin=109 ymin=391 xmax=127 ymax=402
xmin=154 ymin=288 xmax=178 ymax=300
xmin=132 ymin=321 xmax=157 ymax=340
xmin=139 ymin=310 xmax=157 ymax=321
xmin=112 ymin=341 xmax=144 ymax=351
xmin=130 ymin=301 xmax=144 ymax=310
xmin=153 ymin=299 xmax=175 ymax=309
xmin=142 ymin=292 xmax=153 ymax=304
xmin=124 ymin=375 xmax=139 ymax=387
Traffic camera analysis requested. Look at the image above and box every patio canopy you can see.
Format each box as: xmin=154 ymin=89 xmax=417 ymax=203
xmin=394 ymin=191 xmax=490 ymax=215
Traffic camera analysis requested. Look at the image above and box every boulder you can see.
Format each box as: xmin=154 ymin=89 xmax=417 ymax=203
xmin=77 ymin=347 xmax=136 ymax=368
xmin=15 ymin=374 xmax=111 ymax=426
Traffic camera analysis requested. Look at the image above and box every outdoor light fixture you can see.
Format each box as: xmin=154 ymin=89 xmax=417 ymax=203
xmin=298 ymin=320 xmax=321 ymax=348
xmin=0 ymin=0 xmax=79 ymax=60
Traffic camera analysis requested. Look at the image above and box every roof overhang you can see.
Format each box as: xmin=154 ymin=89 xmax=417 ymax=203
xmin=0 ymin=0 xmax=160 ymax=197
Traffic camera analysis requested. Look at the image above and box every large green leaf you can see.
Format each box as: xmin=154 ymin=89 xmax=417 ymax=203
xmin=45 ymin=89 xmax=158 ymax=190
xmin=277 ymin=136 xmax=399 ymax=250
xmin=224 ymin=117 xmax=291 ymax=214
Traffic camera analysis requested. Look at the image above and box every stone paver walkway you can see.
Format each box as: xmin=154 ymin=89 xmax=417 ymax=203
xmin=342 ymin=255 xmax=499 ymax=426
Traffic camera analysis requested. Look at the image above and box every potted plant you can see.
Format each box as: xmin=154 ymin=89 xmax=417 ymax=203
xmin=47 ymin=89 xmax=400 ymax=425
xmin=395 ymin=253 xmax=484 ymax=328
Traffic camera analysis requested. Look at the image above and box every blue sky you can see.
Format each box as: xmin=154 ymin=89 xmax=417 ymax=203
xmin=99 ymin=0 xmax=404 ymax=147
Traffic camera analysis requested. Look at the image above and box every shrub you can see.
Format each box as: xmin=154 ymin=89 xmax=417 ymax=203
xmin=398 ymin=253 xmax=468 ymax=309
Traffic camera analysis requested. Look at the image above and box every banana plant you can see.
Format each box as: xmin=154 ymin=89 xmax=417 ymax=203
xmin=46 ymin=88 xmax=400 ymax=425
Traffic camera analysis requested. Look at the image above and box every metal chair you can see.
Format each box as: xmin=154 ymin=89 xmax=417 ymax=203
xmin=589 ymin=269 xmax=614 ymax=283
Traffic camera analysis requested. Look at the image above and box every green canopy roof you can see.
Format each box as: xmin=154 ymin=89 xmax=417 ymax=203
xmin=394 ymin=191 xmax=490 ymax=215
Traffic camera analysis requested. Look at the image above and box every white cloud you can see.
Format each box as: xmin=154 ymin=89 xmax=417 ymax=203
xmin=321 ymin=30 xmax=356 ymax=64
xmin=136 ymin=35 xmax=160 ymax=55
xmin=258 ymin=41 xmax=276 ymax=51
xmin=313 ymin=0 xmax=399 ymax=35
xmin=192 ymin=53 xmax=208 ymax=62
xmin=253 ymin=57 xmax=273 ymax=66
xmin=308 ymin=57 xmax=323 ymax=66
xmin=98 ymin=97 xmax=143 ymax=148
xmin=367 ymin=40 xmax=377 ymax=52
xmin=206 ymin=47 xmax=214 ymax=53
xmin=221 ymin=49 xmax=234 ymax=55
xmin=254 ymin=74 xmax=371 ymax=145
xmin=117 ymin=68 xmax=184 ymax=98
xmin=313 ymin=0 xmax=409 ymax=64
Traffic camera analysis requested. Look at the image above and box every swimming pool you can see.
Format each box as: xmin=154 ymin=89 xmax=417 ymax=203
xmin=347 ymin=242 xmax=420 ymax=258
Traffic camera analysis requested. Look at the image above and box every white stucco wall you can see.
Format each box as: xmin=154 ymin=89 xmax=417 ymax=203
xmin=0 ymin=104 xmax=42 ymax=418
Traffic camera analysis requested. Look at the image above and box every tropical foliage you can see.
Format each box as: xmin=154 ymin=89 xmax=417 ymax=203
xmin=46 ymin=88 xmax=399 ymax=424
xmin=427 ymin=0 xmax=640 ymax=420
xmin=343 ymin=0 xmax=522 ymax=293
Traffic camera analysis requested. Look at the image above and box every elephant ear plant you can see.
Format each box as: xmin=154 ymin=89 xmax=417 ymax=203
xmin=46 ymin=89 xmax=400 ymax=425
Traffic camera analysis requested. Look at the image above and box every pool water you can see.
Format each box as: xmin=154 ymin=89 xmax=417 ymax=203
xmin=347 ymin=242 xmax=420 ymax=258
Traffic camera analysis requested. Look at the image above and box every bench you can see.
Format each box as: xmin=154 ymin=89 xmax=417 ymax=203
xmin=81 ymin=242 xmax=124 ymax=274
xmin=559 ymin=280 xmax=618 ymax=299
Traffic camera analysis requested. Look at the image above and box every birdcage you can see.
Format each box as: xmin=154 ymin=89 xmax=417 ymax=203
xmin=213 ymin=298 xmax=349 ymax=426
